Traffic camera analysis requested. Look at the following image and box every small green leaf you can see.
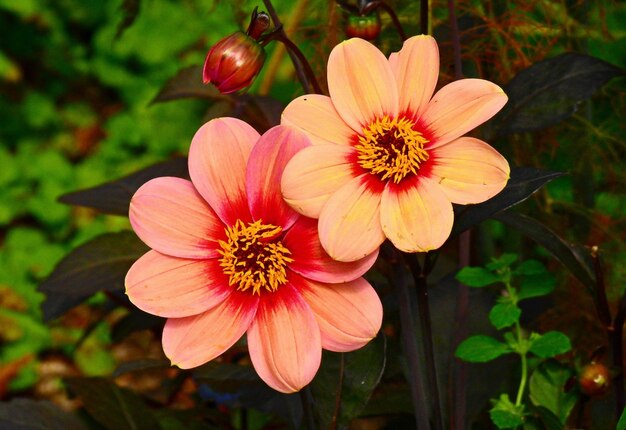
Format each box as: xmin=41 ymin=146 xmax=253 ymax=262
xmin=529 ymin=331 xmax=571 ymax=358
xmin=519 ymin=273 xmax=556 ymax=300
xmin=617 ymin=407 xmax=626 ymax=430
xmin=489 ymin=302 xmax=521 ymax=330
xmin=455 ymin=335 xmax=511 ymax=362
xmin=490 ymin=394 xmax=525 ymax=429
xmin=529 ymin=360 xmax=578 ymax=424
xmin=456 ymin=267 xmax=500 ymax=287
xmin=514 ymin=259 xmax=547 ymax=275
xmin=487 ymin=253 xmax=518 ymax=271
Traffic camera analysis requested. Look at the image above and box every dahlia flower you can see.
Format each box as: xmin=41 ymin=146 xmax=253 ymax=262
xmin=281 ymin=35 xmax=510 ymax=261
xmin=126 ymin=118 xmax=382 ymax=393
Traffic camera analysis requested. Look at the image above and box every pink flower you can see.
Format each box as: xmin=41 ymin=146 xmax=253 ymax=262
xmin=281 ymin=35 xmax=510 ymax=261
xmin=125 ymin=118 xmax=382 ymax=393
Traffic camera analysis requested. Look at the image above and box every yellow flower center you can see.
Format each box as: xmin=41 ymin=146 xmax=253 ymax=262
xmin=355 ymin=116 xmax=429 ymax=184
xmin=218 ymin=220 xmax=293 ymax=295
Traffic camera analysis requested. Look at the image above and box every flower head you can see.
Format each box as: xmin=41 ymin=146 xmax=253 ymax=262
xmin=281 ymin=35 xmax=510 ymax=261
xmin=125 ymin=118 xmax=382 ymax=393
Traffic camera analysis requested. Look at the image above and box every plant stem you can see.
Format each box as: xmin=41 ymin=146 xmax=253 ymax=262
xmin=406 ymin=252 xmax=443 ymax=430
xmin=420 ymin=0 xmax=429 ymax=35
xmin=389 ymin=247 xmax=430 ymax=429
xmin=300 ymin=386 xmax=315 ymax=430
xmin=330 ymin=353 xmax=345 ymax=430
xmin=377 ymin=1 xmax=407 ymax=41
xmin=514 ymin=322 xmax=528 ymax=406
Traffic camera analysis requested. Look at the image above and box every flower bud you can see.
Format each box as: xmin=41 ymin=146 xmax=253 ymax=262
xmin=202 ymin=32 xmax=265 ymax=94
xmin=346 ymin=14 xmax=381 ymax=40
xmin=579 ymin=362 xmax=610 ymax=396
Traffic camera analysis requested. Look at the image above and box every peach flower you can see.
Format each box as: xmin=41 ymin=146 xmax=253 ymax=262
xmin=126 ymin=118 xmax=382 ymax=393
xmin=281 ymin=35 xmax=510 ymax=261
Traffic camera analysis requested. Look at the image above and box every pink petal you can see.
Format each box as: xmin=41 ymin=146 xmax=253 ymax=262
xmin=429 ymin=137 xmax=510 ymax=204
xmin=163 ymin=291 xmax=259 ymax=369
xmin=421 ymin=79 xmax=507 ymax=147
xmin=281 ymin=94 xmax=356 ymax=146
xmin=281 ymin=144 xmax=357 ymax=219
xmin=284 ymin=217 xmax=378 ymax=283
xmin=247 ymin=125 xmax=309 ymax=230
xmin=327 ymin=38 xmax=399 ymax=132
xmin=126 ymin=251 xmax=231 ymax=318
xmin=189 ymin=117 xmax=260 ymax=225
xmin=318 ymin=175 xmax=385 ymax=262
xmin=247 ymin=284 xmax=321 ymax=393
xmin=129 ymin=177 xmax=224 ymax=259
xmin=381 ymin=177 xmax=454 ymax=252
xmin=390 ymin=35 xmax=440 ymax=120
xmin=294 ymin=274 xmax=382 ymax=352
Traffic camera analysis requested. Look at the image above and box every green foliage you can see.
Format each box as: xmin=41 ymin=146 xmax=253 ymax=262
xmin=529 ymin=361 xmax=577 ymax=425
xmin=490 ymin=394 xmax=525 ymax=429
xmin=528 ymin=331 xmax=572 ymax=359
xmin=455 ymin=335 xmax=511 ymax=362
xmin=489 ymin=302 xmax=521 ymax=330
xmin=618 ymin=407 xmax=626 ymax=430
xmin=456 ymin=267 xmax=501 ymax=287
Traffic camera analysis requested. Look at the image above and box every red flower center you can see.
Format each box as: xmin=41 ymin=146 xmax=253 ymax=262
xmin=218 ymin=220 xmax=293 ymax=295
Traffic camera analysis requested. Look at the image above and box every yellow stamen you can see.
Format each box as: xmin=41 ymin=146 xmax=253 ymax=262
xmin=218 ymin=220 xmax=293 ymax=295
xmin=355 ymin=116 xmax=429 ymax=183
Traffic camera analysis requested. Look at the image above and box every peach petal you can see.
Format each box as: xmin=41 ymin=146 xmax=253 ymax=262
xmin=281 ymin=95 xmax=356 ymax=146
xmin=246 ymin=125 xmax=309 ymax=230
xmin=126 ymin=251 xmax=231 ymax=318
xmin=163 ymin=291 xmax=259 ymax=369
xmin=421 ymin=79 xmax=508 ymax=147
xmin=390 ymin=35 xmax=440 ymax=120
xmin=284 ymin=217 xmax=378 ymax=283
xmin=294 ymin=275 xmax=382 ymax=352
xmin=129 ymin=177 xmax=224 ymax=259
xmin=381 ymin=177 xmax=454 ymax=252
xmin=281 ymin=144 xmax=357 ymax=219
xmin=327 ymin=38 xmax=399 ymax=132
xmin=189 ymin=117 xmax=260 ymax=225
xmin=247 ymin=284 xmax=321 ymax=393
xmin=318 ymin=175 xmax=385 ymax=262
xmin=429 ymin=137 xmax=510 ymax=204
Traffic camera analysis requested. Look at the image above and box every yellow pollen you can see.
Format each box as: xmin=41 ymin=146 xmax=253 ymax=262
xmin=218 ymin=220 xmax=293 ymax=295
xmin=355 ymin=116 xmax=429 ymax=183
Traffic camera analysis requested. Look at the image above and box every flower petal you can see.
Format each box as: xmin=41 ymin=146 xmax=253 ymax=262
xmin=318 ymin=175 xmax=385 ymax=262
xmin=247 ymin=125 xmax=309 ymax=230
xmin=189 ymin=117 xmax=260 ymax=225
xmin=294 ymin=274 xmax=382 ymax=352
xmin=126 ymin=251 xmax=231 ymax=318
xmin=281 ymin=144 xmax=357 ymax=219
xmin=381 ymin=176 xmax=454 ymax=252
xmin=281 ymin=94 xmax=356 ymax=146
xmin=284 ymin=217 xmax=378 ymax=283
xmin=129 ymin=177 xmax=224 ymax=259
xmin=247 ymin=284 xmax=321 ymax=393
xmin=327 ymin=38 xmax=399 ymax=132
xmin=163 ymin=291 xmax=259 ymax=369
xmin=421 ymin=79 xmax=507 ymax=147
xmin=390 ymin=35 xmax=439 ymax=120
xmin=429 ymin=137 xmax=510 ymax=204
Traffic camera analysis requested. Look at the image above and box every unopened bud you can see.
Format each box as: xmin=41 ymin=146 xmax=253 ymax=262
xmin=346 ymin=14 xmax=381 ymax=40
xmin=579 ymin=362 xmax=610 ymax=396
xmin=202 ymin=32 xmax=265 ymax=94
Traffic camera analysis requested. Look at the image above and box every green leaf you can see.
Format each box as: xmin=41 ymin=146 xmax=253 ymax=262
xmin=487 ymin=253 xmax=518 ymax=271
xmin=455 ymin=335 xmax=511 ymax=362
xmin=115 ymin=0 xmax=141 ymax=39
xmin=489 ymin=52 xmax=624 ymax=137
xmin=514 ymin=259 xmax=547 ymax=276
xmin=0 ymin=398 xmax=88 ymax=430
xmin=456 ymin=267 xmax=500 ymax=287
xmin=494 ymin=212 xmax=595 ymax=289
xmin=529 ymin=360 xmax=578 ymax=424
xmin=489 ymin=394 xmax=525 ymax=429
xmin=518 ymin=273 xmax=556 ymax=300
xmin=529 ymin=331 xmax=572 ymax=358
xmin=453 ymin=167 xmax=564 ymax=235
xmin=311 ymin=332 xmax=386 ymax=429
xmin=489 ymin=302 xmax=521 ymax=330
xmin=58 ymin=157 xmax=189 ymax=215
xmin=65 ymin=377 xmax=161 ymax=430
xmin=39 ymin=231 xmax=149 ymax=321
xmin=617 ymin=407 xmax=626 ymax=430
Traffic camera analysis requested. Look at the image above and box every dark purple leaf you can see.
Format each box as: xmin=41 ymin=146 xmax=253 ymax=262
xmin=39 ymin=231 xmax=148 ymax=321
xmin=59 ymin=157 xmax=188 ymax=215
xmin=0 ymin=399 xmax=88 ymax=430
xmin=152 ymin=66 xmax=223 ymax=103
